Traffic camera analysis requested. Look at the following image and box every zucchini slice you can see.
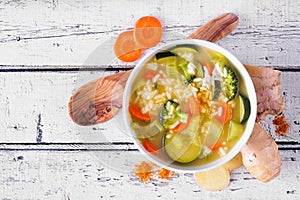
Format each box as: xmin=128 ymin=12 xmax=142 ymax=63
xmin=203 ymin=119 xmax=223 ymax=148
xmin=155 ymin=51 xmax=176 ymax=60
xmin=166 ymin=62 xmax=179 ymax=79
xmin=212 ymin=80 xmax=221 ymax=100
xmin=231 ymin=94 xmax=251 ymax=124
xmin=227 ymin=120 xmax=244 ymax=141
xmin=155 ymin=51 xmax=177 ymax=68
xmin=131 ymin=120 xmax=164 ymax=139
xmin=170 ymin=44 xmax=199 ymax=55
xmin=195 ymin=60 xmax=204 ymax=78
xmin=164 ymin=116 xmax=202 ymax=163
xmin=171 ymin=45 xmax=204 ymax=78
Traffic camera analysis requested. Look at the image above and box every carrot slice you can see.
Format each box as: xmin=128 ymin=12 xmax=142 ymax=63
xmin=142 ymin=139 xmax=158 ymax=153
xmin=134 ymin=16 xmax=163 ymax=48
xmin=203 ymin=61 xmax=214 ymax=76
xmin=143 ymin=70 xmax=159 ymax=80
xmin=114 ymin=30 xmax=143 ymax=62
xmin=173 ymin=121 xmax=189 ymax=133
xmin=211 ymin=142 xmax=223 ymax=151
xmin=213 ymin=103 xmax=231 ymax=124
xmin=129 ymin=104 xmax=151 ymax=122
xmin=188 ymin=97 xmax=200 ymax=117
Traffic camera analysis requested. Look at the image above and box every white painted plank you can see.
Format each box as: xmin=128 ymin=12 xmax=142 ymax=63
xmin=0 ymin=150 xmax=299 ymax=200
xmin=0 ymin=142 xmax=298 ymax=151
xmin=0 ymin=71 xmax=299 ymax=143
xmin=0 ymin=70 xmax=131 ymax=143
xmin=0 ymin=0 xmax=299 ymax=66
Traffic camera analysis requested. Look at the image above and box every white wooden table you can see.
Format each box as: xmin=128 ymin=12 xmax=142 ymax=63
xmin=0 ymin=1 xmax=299 ymax=199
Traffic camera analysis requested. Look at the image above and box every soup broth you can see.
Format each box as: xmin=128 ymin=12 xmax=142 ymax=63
xmin=128 ymin=44 xmax=251 ymax=165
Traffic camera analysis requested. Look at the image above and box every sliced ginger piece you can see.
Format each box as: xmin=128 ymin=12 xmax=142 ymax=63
xmin=223 ymin=152 xmax=243 ymax=170
xmin=195 ymin=166 xmax=230 ymax=191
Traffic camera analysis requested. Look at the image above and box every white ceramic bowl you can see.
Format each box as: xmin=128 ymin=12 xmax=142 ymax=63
xmin=123 ymin=39 xmax=257 ymax=172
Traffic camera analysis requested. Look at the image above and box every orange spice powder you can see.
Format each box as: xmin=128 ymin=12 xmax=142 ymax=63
xmin=135 ymin=161 xmax=155 ymax=182
xmin=158 ymin=168 xmax=175 ymax=179
xmin=272 ymin=114 xmax=290 ymax=137
xmin=135 ymin=161 xmax=175 ymax=182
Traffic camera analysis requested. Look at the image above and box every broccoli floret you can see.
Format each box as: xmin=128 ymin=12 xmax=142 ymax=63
xmin=209 ymin=52 xmax=238 ymax=101
xmin=160 ymin=100 xmax=188 ymax=129
xmin=222 ymin=65 xmax=238 ymax=100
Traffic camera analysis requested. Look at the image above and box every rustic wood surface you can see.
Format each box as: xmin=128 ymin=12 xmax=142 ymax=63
xmin=0 ymin=0 xmax=299 ymax=199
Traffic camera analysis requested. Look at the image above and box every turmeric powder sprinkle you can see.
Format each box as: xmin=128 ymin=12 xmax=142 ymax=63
xmin=158 ymin=168 xmax=175 ymax=179
xmin=272 ymin=114 xmax=290 ymax=137
xmin=134 ymin=161 xmax=175 ymax=182
xmin=135 ymin=161 xmax=155 ymax=182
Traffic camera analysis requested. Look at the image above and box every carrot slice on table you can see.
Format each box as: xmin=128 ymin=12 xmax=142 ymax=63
xmin=114 ymin=30 xmax=143 ymax=62
xmin=134 ymin=16 xmax=163 ymax=48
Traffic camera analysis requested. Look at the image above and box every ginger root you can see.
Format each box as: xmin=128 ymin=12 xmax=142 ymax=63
xmin=244 ymin=65 xmax=285 ymax=122
xmin=195 ymin=166 xmax=230 ymax=191
xmin=241 ymin=123 xmax=282 ymax=182
xmin=223 ymin=152 xmax=243 ymax=170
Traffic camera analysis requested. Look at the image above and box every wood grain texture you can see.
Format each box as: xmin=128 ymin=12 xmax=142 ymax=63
xmin=0 ymin=0 xmax=299 ymax=66
xmin=187 ymin=13 xmax=238 ymax=42
xmin=0 ymin=70 xmax=299 ymax=144
xmin=69 ymin=70 xmax=131 ymax=125
xmin=0 ymin=150 xmax=299 ymax=200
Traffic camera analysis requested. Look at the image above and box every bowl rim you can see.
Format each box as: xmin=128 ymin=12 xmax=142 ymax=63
xmin=122 ymin=39 xmax=257 ymax=172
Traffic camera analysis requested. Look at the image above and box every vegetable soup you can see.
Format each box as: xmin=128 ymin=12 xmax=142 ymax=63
xmin=128 ymin=44 xmax=251 ymax=165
